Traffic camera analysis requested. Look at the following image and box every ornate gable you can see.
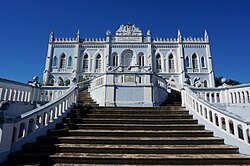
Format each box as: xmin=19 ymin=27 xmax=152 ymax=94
xmin=114 ymin=23 xmax=143 ymax=42
xmin=115 ymin=23 xmax=142 ymax=36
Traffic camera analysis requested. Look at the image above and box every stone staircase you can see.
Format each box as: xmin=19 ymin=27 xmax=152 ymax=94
xmin=5 ymin=91 xmax=250 ymax=165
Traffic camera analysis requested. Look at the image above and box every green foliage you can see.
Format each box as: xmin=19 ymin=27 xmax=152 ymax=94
xmin=79 ymin=77 xmax=89 ymax=82
xmin=65 ymin=79 xmax=70 ymax=86
xmin=215 ymin=76 xmax=241 ymax=87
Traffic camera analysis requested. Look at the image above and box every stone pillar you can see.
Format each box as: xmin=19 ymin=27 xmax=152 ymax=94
xmin=0 ymin=123 xmax=14 ymax=162
xmin=233 ymin=122 xmax=239 ymax=138
xmin=243 ymin=125 xmax=249 ymax=144
xmin=178 ymin=40 xmax=185 ymax=84
xmin=205 ymin=39 xmax=215 ymax=87
xmin=244 ymin=91 xmax=248 ymax=103
xmin=73 ymin=43 xmax=80 ymax=81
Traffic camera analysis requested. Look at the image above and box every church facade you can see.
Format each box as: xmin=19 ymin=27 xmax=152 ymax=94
xmin=43 ymin=23 xmax=215 ymax=87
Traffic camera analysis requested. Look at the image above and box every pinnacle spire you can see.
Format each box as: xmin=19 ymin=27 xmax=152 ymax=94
xmin=77 ymin=29 xmax=80 ymax=36
xmin=76 ymin=29 xmax=80 ymax=42
xmin=204 ymin=29 xmax=209 ymax=42
xmin=178 ymin=29 xmax=181 ymax=37
xmin=49 ymin=30 xmax=54 ymax=42
xmin=177 ymin=29 xmax=182 ymax=42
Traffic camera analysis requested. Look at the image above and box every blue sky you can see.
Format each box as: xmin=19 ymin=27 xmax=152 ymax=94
xmin=0 ymin=0 xmax=250 ymax=83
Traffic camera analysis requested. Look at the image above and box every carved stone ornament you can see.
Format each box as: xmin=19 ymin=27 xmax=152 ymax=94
xmin=115 ymin=23 xmax=142 ymax=36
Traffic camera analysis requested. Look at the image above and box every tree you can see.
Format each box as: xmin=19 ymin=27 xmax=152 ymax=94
xmin=215 ymin=76 xmax=241 ymax=87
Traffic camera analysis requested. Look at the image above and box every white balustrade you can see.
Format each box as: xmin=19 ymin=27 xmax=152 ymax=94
xmin=166 ymin=80 xmax=250 ymax=154
xmin=0 ymin=85 xmax=79 ymax=162
xmin=39 ymin=86 xmax=70 ymax=102
xmin=0 ymin=79 xmax=92 ymax=162
xmin=182 ymin=86 xmax=250 ymax=154
xmin=190 ymin=84 xmax=250 ymax=106
xmin=0 ymin=78 xmax=34 ymax=103
xmin=89 ymin=68 xmax=168 ymax=107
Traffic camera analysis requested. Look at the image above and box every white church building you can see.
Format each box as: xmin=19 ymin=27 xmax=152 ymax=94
xmin=1 ymin=23 xmax=250 ymax=163
xmin=43 ymin=23 xmax=215 ymax=87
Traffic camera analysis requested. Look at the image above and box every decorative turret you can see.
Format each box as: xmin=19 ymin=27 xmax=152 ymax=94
xmin=106 ymin=30 xmax=111 ymax=42
xmin=147 ymin=30 xmax=151 ymax=36
xmin=49 ymin=31 xmax=54 ymax=43
xmin=146 ymin=30 xmax=151 ymax=42
xmin=76 ymin=29 xmax=80 ymax=42
xmin=204 ymin=29 xmax=209 ymax=42
xmin=177 ymin=29 xmax=182 ymax=42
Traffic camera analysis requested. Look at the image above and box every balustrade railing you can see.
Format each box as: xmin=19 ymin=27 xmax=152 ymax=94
xmin=0 ymin=78 xmax=93 ymax=162
xmin=0 ymin=84 xmax=78 ymax=162
xmin=39 ymin=86 xmax=70 ymax=102
xmin=0 ymin=78 xmax=34 ymax=103
xmin=155 ymin=75 xmax=168 ymax=90
xmin=191 ymin=84 xmax=250 ymax=105
xmin=166 ymin=80 xmax=250 ymax=154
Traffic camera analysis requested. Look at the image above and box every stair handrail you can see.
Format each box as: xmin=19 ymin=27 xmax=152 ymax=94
xmin=165 ymin=79 xmax=183 ymax=92
xmin=154 ymin=74 xmax=168 ymax=91
xmin=189 ymin=84 xmax=250 ymax=106
xmin=0 ymin=84 xmax=78 ymax=162
xmin=165 ymin=79 xmax=250 ymax=154
xmin=0 ymin=78 xmax=36 ymax=103
xmin=184 ymin=86 xmax=250 ymax=154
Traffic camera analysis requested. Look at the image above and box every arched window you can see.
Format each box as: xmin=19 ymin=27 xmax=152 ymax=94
xmin=95 ymin=54 xmax=101 ymax=69
xmin=156 ymin=54 xmax=161 ymax=70
xmin=59 ymin=53 xmax=66 ymax=68
xmin=201 ymin=56 xmax=205 ymax=67
xmin=53 ymin=56 xmax=58 ymax=66
xmin=204 ymin=80 xmax=208 ymax=87
xmin=138 ymin=53 xmax=144 ymax=66
xmin=192 ymin=53 xmax=198 ymax=69
xmin=68 ymin=56 xmax=72 ymax=67
xmin=122 ymin=50 xmax=133 ymax=66
xmin=185 ymin=56 xmax=190 ymax=67
xmin=168 ymin=54 xmax=174 ymax=70
xmin=83 ymin=54 xmax=88 ymax=70
xmin=112 ymin=53 xmax=118 ymax=67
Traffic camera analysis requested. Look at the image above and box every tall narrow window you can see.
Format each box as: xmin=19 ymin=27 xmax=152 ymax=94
xmin=53 ymin=56 xmax=58 ymax=66
xmin=192 ymin=54 xmax=198 ymax=69
xmin=112 ymin=53 xmax=118 ymax=67
xmin=68 ymin=56 xmax=72 ymax=67
xmin=168 ymin=54 xmax=174 ymax=70
xmin=204 ymin=80 xmax=208 ymax=87
xmin=83 ymin=54 xmax=88 ymax=70
xmin=156 ymin=54 xmax=161 ymax=70
xmin=185 ymin=56 xmax=190 ymax=67
xmin=59 ymin=54 xmax=66 ymax=68
xmin=201 ymin=56 xmax=205 ymax=67
xmin=138 ymin=53 xmax=144 ymax=66
xmin=95 ymin=54 xmax=101 ymax=69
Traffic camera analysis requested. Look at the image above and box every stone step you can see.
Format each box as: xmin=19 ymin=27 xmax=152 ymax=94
xmin=48 ymin=129 xmax=213 ymax=137
xmin=37 ymin=136 xmax=225 ymax=145
xmin=22 ymin=144 xmax=239 ymax=154
xmin=78 ymin=103 xmax=99 ymax=107
xmin=94 ymin=106 xmax=186 ymax=110
xmin=57 ymin=123 xmax=205 ymax=130
xmin=9 ymin=153 xmax=250 ymax=165
xmin=83 ymin=109 xmax=189 ymax=115
xmin=85 ymin=114 xmax=193 ymax=119
xmin=78 ymin=100 xmax=96 ymax=103
xmin=64 ymin=118 xmax=199 ymax=124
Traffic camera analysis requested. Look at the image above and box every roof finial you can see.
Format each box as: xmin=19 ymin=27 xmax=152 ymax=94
xmin=77 ymin=29 xmax=80 ymax=36
xmin=49 ymin=30 xmax=54 ymax=42
xmin=204 ymin=29 xmax=209 ymax=42
xmin=76 ymin=29 xmax=80 ymax=42
xmin=177 ymin=29 xmax=182 ymax=42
